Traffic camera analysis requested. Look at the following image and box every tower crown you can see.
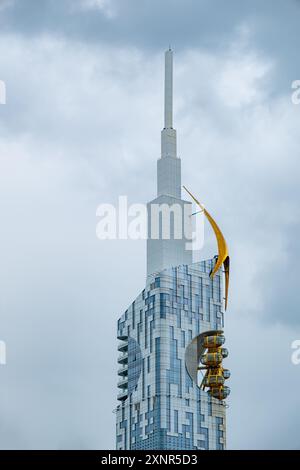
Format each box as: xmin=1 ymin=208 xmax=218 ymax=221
xmin=158 ymin=49 xmax=180 ymax=197
xmin=147 ymin=49 xmax=192 ymax=277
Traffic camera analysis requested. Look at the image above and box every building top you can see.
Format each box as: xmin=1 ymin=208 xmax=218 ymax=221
xmin=147 ymin=49 xmax=193 ymax=277
xmin=160 ymin=49 xmax=178 ymax=166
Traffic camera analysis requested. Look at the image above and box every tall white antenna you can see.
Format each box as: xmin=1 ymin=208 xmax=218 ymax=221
xmin=161 ymin=49 xmax=177 ymax=159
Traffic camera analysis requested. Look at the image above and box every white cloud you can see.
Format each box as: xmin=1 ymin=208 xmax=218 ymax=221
xmin=78 ymin=0 xmax=116 ymax=18
xmin=0 ymin=0 xmax=14 ymax=13
xmin=216 ymin=54 xmax=271 ymax=108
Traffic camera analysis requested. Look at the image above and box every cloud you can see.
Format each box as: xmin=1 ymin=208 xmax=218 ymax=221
xmin=77 ymin=0 xmax=116 ymax=18
xmin=0 ymin=0 xmax=14 ymax=12
xmin=0 ymin=32 xmax=162 ymax=449
xmin=227 ymin=314 xmax=300 ymax=449
xmin=216 ymin=54 xmax=271 ymax=108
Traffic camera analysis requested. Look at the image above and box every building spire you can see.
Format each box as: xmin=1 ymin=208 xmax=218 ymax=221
xmin=147 ymin=49 xmax=192 ymax=277
xmin=161 ymin=49 xmax=177 ymax=160
xmin=164 ymin=48 xmax=173 ymax=129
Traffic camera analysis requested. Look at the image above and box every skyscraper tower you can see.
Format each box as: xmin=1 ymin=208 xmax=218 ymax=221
xmin=116 ymin=50 xmax=227 ymax=450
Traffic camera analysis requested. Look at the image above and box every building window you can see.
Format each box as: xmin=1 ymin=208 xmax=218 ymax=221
xmin=181 ymin=331 xmax=185 ymax=348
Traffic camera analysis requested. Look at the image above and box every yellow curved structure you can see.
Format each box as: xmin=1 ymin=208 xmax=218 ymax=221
xmin=183 ymin=186 xmax=230 ymax=310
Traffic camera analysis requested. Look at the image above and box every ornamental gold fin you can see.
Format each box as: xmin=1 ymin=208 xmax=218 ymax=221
xmin=183 ymin=186 xmax=230 ymax=310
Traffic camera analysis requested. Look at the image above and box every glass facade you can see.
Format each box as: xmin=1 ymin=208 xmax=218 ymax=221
xmin=116 ymin=260 xmax=226 ymax=450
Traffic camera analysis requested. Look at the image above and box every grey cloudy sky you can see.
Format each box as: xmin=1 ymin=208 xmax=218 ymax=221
xmin=0 ymin=0 xmax=300 ymax=449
